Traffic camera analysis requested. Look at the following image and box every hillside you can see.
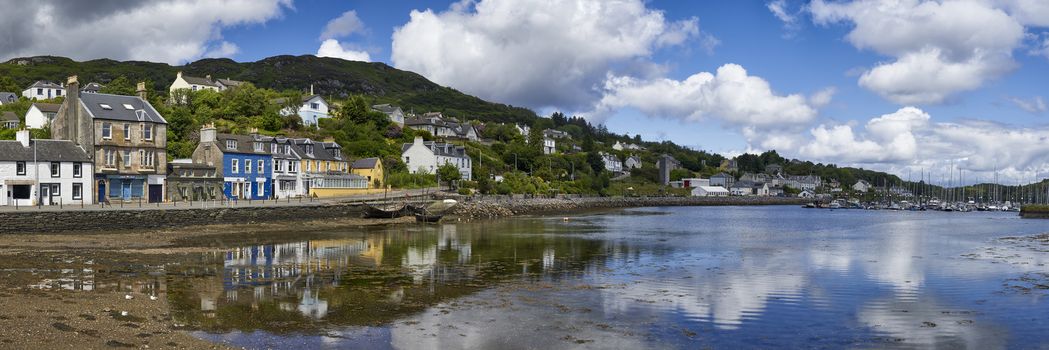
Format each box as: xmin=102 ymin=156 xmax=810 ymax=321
xmin=0 ymin=55 xmax=537 ymax=124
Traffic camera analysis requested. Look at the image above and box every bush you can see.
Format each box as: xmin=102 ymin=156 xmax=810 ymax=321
xmin=457 ymin=188 xmax=472 ymax=196
xmin=387 ymin=172 xmax=437 ymax=189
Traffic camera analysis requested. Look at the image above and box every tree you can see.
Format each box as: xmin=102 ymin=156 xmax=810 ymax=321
xmin=587 ymin=151 xmax=604 ymax=174
xmin=100 ymin=76 xmax=135 ymax=95
xmin=437 ymin=163 xmax=462 ymax=190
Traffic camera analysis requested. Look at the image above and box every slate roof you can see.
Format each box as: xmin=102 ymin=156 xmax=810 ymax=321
xmin=180 ymin=74 xmax=218 ymax=87
xmin=351 ymin=157 xmax=380 ymax=169
xmin=31 ymin=103 xmax=61 ymax=113
xmin=372 ymin=104 xmax=402 ymax=114
xmin=1 ymin=111 xmax=18 ymax=122
xmin=82 ymin=82 xmax=103 ymax=93
xmin=405 ymin=114 xmax=477 ymax=138
xmin=79 ymin=93 xmax=167 ymax=124
xmin=27 ymin=81 xmax=63 ymax=89
xmin=0 ymin=139 xmax=90 ymax=162
xmin=216 ymin=78 xmax=244 ymax=87
xmin=215 ymin=133 xmax=271 ymax=155
xmin=402 ymin=140 xmax=469 ymax=158
xmin=253 ymin=136 xmax=299 ymax=160
xmin=0 ymin=92 xmax=16 ymax=103
xmin=291 ymin=139 xmax=343 ymax=161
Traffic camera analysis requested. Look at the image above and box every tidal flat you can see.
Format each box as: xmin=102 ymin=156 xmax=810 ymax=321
xmin=0 ymin=206 xmax=1047 ymax=349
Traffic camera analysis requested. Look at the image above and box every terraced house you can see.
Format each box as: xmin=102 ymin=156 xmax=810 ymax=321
xmin=293 ymin=138 xmax=369 ymax=197
xmin=254 ymin=136 xmax=303 ymax=199
xmin=51 ymin=76 xmax=168 ymax=203
xmin=192 ymin=126 xmax=272 ymax=200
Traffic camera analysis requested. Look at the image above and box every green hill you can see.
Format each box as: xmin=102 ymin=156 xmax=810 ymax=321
xmin=0 ymin=55 xmax=537 ymax=124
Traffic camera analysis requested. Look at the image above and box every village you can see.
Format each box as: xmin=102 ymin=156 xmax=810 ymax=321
xmin=0 ymin=73 xmax=1003 ymax=210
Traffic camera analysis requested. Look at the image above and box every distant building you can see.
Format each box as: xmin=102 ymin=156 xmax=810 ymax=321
xmin=25 ymin=103 xmax=61 ymax=129
xmin=740 ymin=172 xmax=771 ymax=183
xmin=351 ymin=157 xmax=385 ymax=189
xmin=82 ymin=82 xmax=103 ymax=94
xmin=0 ymin=112 xmax=18 ymax=129
xmin=680 ymin=178 xmax=709 ymax=188
xmin=169 ymin=71 xmax=221 ymax=93
xmin=710 ymin=172 xmax=735 ymax=188
xmin=543 ymin=136 xmax=556 ymax=155
xmin=405 ymin=113 xmax=479 ymax=141
xmin=166 ymin=159 xmax=223 ymax=202
xmin=599 ymin=152 xmax=622 ymax=173
xmin=0 ymin=92 xmax=19 ymax=105
xmin=0 ymin=130 xmax=93 ymax=206
xmin=612 ymin=141 xmax=644 ymax=151
xmin=279 ymin=95 xmax=331 ymax=126
xmin=853 ymin=180 xmax=872 ymax=192
xmin=720 ymin=159 xmax=738 ymax=172
xmin=730 ymin=180 xmax=768 ymax=196
xmin=691 ymin=186 xmax=729 ymax=197
xmin=765 ymin=164 xmax=783 ymax=175
xmin=22 ymin=81 xmax=64 ymax=100
xmin=401 ymin=136 xmax=472 ymax=180
xmin=785 ymin=175 xmax=821 ymax=191
xmin=515 ymin=124 xmax=531 ymax=138
xmin=624 ymin=155 xmax=642 ymax=170
xmin=371 ymin=104 xmax=406 ymax=127
xmin=656 ymin=154 xmax=681 ymax=185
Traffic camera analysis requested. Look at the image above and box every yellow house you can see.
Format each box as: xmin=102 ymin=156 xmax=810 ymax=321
xmin=350 ymin=157 xmax=384 ymax=189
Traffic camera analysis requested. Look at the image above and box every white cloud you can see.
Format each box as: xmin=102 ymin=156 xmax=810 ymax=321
xmin=810 ymin=0 xmax=1027 ymax=105
xmin=203 ymin=41 xmax=240 ymax=58
xmin=1009 ymin=96 xmax=1047 ymax=114
xmin=809 ymin=87 xmax=836 ymax=107
xmin=0 ymin=0 xmax=292 ymax=64
xmin=767 ymin=0 xmax=801 ymax=37
xmin=798 ymin=107 xmax=930 ymax=164
xmin=390 ymin=0 xmax=707 ymax=111
xmin=588 ymin=64 xmax=818 ymax=127
xmin=316 ymin=39 xmax=371 ymax=62
xmin=1031 ymin=34 xmax=1049 ymax=60
xmin=320 ymin=10 xmax=365 ymax=40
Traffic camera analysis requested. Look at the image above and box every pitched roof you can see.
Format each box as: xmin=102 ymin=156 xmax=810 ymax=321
xmin=1 ymin=111 xmax=18 ymax=122
xmin=82 ymin=82 xmax=103 ymax=93
xmin=0 ymin=92 xmax=16 ymax=103
xmin=215 ymin=78 xmax=244 ymax=87
xmin=215 ymin=133 xmax=271 ymax=155
xmin=402 ymin=140 xmax=469 ymax=158
xmin=31 ymin=103 xmax=61 ymax=113
xmin=253 ymin=136 xmax=299 ymax=160
xmin=0 ymin=140 xmax=90 ymax=162
xmin=27 ymin=81 xmax=63 ymax=89
xmin=79 ymin=93 xmax=166 ymax=124
xmin=291 ymin=138 xmax=343 ymax=161
xmin=180 ymin=74 xmax=218 ymax=87
xmin=372 ymin=104 xmax=402 ymax=114
xmin=351 ymin=157 xmax=379 ymax=169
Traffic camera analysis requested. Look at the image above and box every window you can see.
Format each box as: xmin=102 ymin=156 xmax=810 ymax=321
xmin=311 ymin=102 xmax=319 ymax=109
xmin=284 ymin=145 xmax=291 ymax=155
xmin=307 ymin=161 xmax=312 ymax=172
xmin=122 ymin=104 xmax=134 ymax=110
xmin=305 ymin=145 xmax=314 ymax=156
xmin=290 ymin=161 xmax=298 ymax=173
xmin=100 ymin=104 xmax=112 ymax=110
xmin=332 ymin=148 xmax=340 ymax=158
xmin=274 ymin=160 xmax=282 ymax=172
xmin=105 ymin=150 xmax=116 ymax=167
xmin=124 ymin=124 xmax=131 ymax=140
xmin=36 ymin=88 xmax=42 ymax=95
xmin=226 ymin=139 xmax=237 ymax=150
xmin=231 ymin=159 xmax=239 ymax=173
xmin=271 ymin=143 xmax=277 ymax=154
xmin=245 ymin=159 xmax=253 ymax=173
xmin=404 ymin=156 xmax=410 ymax=164
xmin=56 ymin=90 xmax=62 ymax=96
xmin=73 ymin=163 xmax=82 ymax=178
xmin=50 ymin=162 xmax=60 ymax=177
xmin=122 ymin=150 xmax=131 ymax=168
xmin=257 ymin=160 xmax=264 ymax=173
xmin=16 ymin=161 xmax=25 ymax=175
xmin=143 ymin=124 xmax=153 ymax=141
xmin=102 ymin=123 xmax=112 ymax=139
xmin=72 ymin=183 xmax=82 ymax=200
xmin=254 ymin=142 xmax=263 ymax=152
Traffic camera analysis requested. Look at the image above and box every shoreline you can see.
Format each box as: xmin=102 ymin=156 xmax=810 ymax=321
xmin=0 ymin=196 xmax=808 ymax=234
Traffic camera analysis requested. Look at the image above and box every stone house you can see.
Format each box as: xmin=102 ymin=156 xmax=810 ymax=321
xmin=165 ymin=159 xmax=223 ymax=202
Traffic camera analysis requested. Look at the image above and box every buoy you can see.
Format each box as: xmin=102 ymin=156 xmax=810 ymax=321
xmin=124 ymin=294 xmax=134 ymax=300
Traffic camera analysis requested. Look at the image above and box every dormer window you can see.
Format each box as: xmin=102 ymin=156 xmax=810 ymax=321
xmin=271 ymin=143 xmax=277 ymax=154
xmin=226 ymin=139 xmax=237 ymax=150
xmin=284 ymin=145 xmax=291 ymax=155
xmin=100 ymin=104 xmax=112 ymax=110
xmin=332 ymin=148 xmax=340 ymax=158
xmin=253 ymin=142 xmax=264 ymax=152
xmin=305 ymin=145 xmax=314 ymax=156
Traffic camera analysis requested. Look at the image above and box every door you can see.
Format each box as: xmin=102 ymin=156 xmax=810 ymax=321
xmin=98 ymin=181 xmax=106 ymax=203
xmin=121 ymin=181 xmax=132 ymax=201
xmin=40 ymin=185 xmax=50 ymax=206
xmin=148 ymin=185 xmax=163 ymax=203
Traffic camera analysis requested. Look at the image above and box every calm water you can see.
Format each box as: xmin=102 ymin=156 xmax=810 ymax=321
xmin=26 ymin=207 xmax=1049 ymax=349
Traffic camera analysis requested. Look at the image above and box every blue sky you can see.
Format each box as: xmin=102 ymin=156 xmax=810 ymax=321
xmin=3 ymin=0 xmax=1049 ymax=183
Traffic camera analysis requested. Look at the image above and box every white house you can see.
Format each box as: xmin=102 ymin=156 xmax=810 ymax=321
xmin=0 ymin=130 xmax=93 ymax=206
xmin=612 ymin=141 xmax=644 ymax=151
xmin=692 ymin=186 xmax=729 ymax=197
xmin=785 ymin=175 xmax=821 ymax=191
xmin=730 ymin=181 xmax=769 ymax=196
xmin=22 ymin=81 xmax=64 ymax=100
xmin=24 ymin=103 xmax=61 ymax=129
xmin=372 ymin=104 xmax=406 ymax=127
xmin=256 ymin=136 xmax=305 ymax=199
xmin=169 ymin=71 xmax=221 ymax=93
xmin=515 ymin=124 xmax=531 ymax=138
xmin=853 ymin=180 xmax=872 ymax=192
xmin=280 ymin=95 xmax=331 ymax=126
xmin=599 ymin=152 xmax=622 ymax=173
xmin=543 ymin=136 xmax=556 ymax=154
xmin=401 ymin=137 xmax=472 ymax=180
xmin=798 ymin=189 xmax=816 ymax=198
xmin=710 ymin=172 xmax=735 ymax=188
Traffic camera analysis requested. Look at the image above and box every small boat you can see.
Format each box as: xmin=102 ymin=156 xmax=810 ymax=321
xmin=415 ymin=213 xmax=443 ymax=223
xmin=364 ymin=204 xmax=410 ymax=218
xmin=803 ymin=203 xmax=816 ymax=208
xmin=829 ymin=201 xmax=842 ymax=209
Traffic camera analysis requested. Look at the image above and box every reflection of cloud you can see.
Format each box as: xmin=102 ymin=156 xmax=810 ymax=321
xmin=858 ymin=297 xmax=1006 ymax=348
xmin=809 ymin=244 xmax=851 ymax=272
xmin=861 ymin=222 xmax=924 ymax=293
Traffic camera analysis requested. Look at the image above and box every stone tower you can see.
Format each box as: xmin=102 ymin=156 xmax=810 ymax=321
xmin=51 ymin=75 xmax=94 ymax=158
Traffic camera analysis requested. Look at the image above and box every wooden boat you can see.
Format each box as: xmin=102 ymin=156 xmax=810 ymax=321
xmin=363 ymin=204 xmax=410 ymax=218
xmin=415 ymin=213 xmax=443 ymax=223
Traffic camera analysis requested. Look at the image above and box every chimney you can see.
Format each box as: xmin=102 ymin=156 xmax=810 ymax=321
xmin=249 ymin=128 xmax=259 ymax=138
xmin=16 ymin=129 xmax=30 ymax=148
xmin=200 ymin=124 xmax=216 ymax=143
xmin=205 ymin=74 xmax=212 ymax=82
xmin=176 ymin=71 xmax=182 ymax=79
xmin=414 ymin=136 xmax=424 ymax=146
xmin=310 ymin=84 xmax=314 ymax=95
xmin=323 ymin=136 xmax=334 ymax=143
xmin=136 ymin=82 xmax=147 ymax=100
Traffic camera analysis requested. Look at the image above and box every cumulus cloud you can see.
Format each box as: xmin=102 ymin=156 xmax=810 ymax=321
xmin=0 ymin=0 xmax=292 ymax=64
xmin=316 ymin=39 xmax=370 ymax=62
xmin=809 ymin=87 xmax=836 ymax=108
xmin=319 ymin=10 xmax=366 ymax=40
xmin=810 ymin=0 xmax=1027 ymax=105
xmin=203 ymin=41 xmax=240 ymax=58
xmin=390 ymin=0 xmax=707 ymax=111
xmin=588 ymin=64 xmax=818 ymax=128
xmin=1009 ymin=96 xmax=1047 ymax=114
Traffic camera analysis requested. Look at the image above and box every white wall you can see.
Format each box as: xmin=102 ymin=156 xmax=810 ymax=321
xmin=402 ymin=143 xmax=472 ymax=180
xmin=0 ymin=161 xmax=93 ymax=206
xmin=22 ymin=87 xmax=64 ymax=100
xmin=24 ymin=106 xmax=52 ymax=129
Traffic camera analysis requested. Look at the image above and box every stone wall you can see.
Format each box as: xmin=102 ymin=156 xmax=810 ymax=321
xmin=0 ymin=203 xmax=365 ymax=234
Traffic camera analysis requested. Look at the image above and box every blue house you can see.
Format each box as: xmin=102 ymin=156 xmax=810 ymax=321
xmin=191 ymin=125 xmax=272 ymax=200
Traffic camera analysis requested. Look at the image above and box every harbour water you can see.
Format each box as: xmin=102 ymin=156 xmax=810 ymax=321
xmin=15 ymin=206 xmax=1049 ymax=349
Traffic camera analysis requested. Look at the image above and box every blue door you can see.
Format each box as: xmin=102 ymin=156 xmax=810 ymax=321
xmin=121 ymin=181 xmax=132 ymax=200
xmin=97 ymin=181 xmax=106 ymax=202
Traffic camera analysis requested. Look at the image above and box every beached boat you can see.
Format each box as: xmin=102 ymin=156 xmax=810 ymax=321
xmin=363 ymin=204 xmax=411 ymax=218
xmin=415 ymin=213 xmax=443 ymax=223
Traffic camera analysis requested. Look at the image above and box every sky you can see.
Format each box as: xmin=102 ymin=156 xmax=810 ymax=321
xmin=2 ymin=0 xmax=1049 ymax=185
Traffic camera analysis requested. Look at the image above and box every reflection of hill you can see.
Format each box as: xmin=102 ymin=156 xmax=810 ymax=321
xmin=168 ymin=219 xmax=613 ymax=334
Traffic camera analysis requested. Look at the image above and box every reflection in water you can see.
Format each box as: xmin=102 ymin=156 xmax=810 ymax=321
xmin=16 ymin=207 xmax=1049 ymax=349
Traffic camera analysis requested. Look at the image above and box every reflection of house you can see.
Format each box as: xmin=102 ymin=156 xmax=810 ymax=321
xmin=401 ymin=137 xmax=472 ymax=180
xmin=0 ymin=130 xmax=93 ymax=206
xmin=166 ymin=159 xmax=223 ymax=202
xmin=52 ymin=77 xmax=168 ymax=203
xmin=372 ymin=104 xmax=406 ymax=127
xmin=25 ymin=103 xmax=61 ymax=129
